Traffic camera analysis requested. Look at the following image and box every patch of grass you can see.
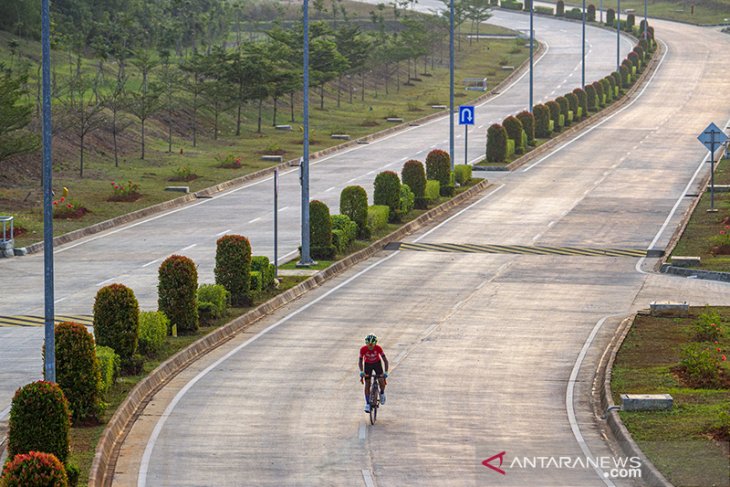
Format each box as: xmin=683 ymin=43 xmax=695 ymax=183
xmin=279 ymin=259 xmax=334 ymax=271
xmin=612 ymin=307 xmax=730 ymax=487
xmin=670 ymin=156 xmax=730 ymax=271
xmin=67 ymin=274 xmax=307 ymax=485
xmin=541 ymin=0 xmax=730 ymax=25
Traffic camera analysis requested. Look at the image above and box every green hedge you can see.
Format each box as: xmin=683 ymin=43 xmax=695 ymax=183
xmin=585 ymin=84 xmax=597 ymax=111
xmin=138 ymin=311 xmax=169 ymax=356
xmin=8 ymin=381 xmax=70 ymax=464
xmin=556 ymin=96 xmax=569 ymax=127
xmin=93 ymin=284 xmax=139 ymax=367
xmin=606 ymin=8 xmax=615 ymax=26
xmin=310 ymin=200 xmax=336 ymax=260
xmin=587 ymin=3 xmax=596 ymax=20
xmin=572 ymin=88 xmax=587 ymax=119
xmin=454 ymin=164 xmax=472 ymax=185
xmin=96 ymin=346 xmax=120 ymax=396
xmin=500 ymin=0 xmax=523 ymax=10
xmin=426 ymin=149 xmax=452 ymax=196
xmin=546 ymin=101 xmax=561 ymax=132
xmin=516 ymin=110 xmax=535 ymax=144
xmin=535 ymin=5 xmax=553 ymax=14
xmin=533 ymin=104 xmax=551 ymax=138
xmin=565 ymin=7 xmax=582 ymax=19
xmin=249 ymin=271 xmax=262 ymax=293
xmin=425 ymin=180 xmax=440 ymax=203
xmin=487 ymin=123 xmax=508 ymax=162
xmin=159 ymin=255 xmax=199 ymax=333
xmin=555 ymin=0 xmax=564 ymax=15
xmin=197 ymin=283 xmax=231 ymax=319
xmin=55 ymin=322 xmax=102 ymax=423
xmin=251 ymin=256 xmax=275 ymax=289
xmin=331 ymin=214 xmax=358 ymax=253
xmin=400 ymin=184 xmax=415 ymax=216
xmin=214 ymin=234 xmax=251 ymax=307
xmin=339 ymin=185 xmax=369 ymax=239
xmin=367 ymin=205 xmax=389 ymax=232
xmin=1 ymin=451 xmax=69 ymax=487
xmin=402 ymin=159 xmax=427 ymax=209
xmin=373 ymin=170 xmax=402 ymax=222
xmin=503 ymin=115 xmax=524 ymax=154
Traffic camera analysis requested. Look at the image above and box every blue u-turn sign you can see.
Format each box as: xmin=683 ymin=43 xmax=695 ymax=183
xmin=459 ymin=106 xmax=475 ymax=125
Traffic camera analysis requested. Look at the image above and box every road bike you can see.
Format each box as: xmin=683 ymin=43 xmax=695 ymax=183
xmin=364 ymin=372 xmax=384 ymax=425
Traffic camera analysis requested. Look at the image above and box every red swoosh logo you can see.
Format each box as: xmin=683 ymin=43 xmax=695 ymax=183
xmin=482 ymin=451 xmax=507 ymax=475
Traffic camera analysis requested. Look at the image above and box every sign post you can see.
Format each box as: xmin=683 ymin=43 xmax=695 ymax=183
xmin=459 ymin=106 xmax=475 ymax=167
xmin=697 ymin=122 xmax=729 ymax=213
xmin=274 ymin=168 xmax=279 ymax=279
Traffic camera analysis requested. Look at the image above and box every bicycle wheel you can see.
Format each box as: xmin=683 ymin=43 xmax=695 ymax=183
xmin=369 ymin=381 xmax=379 ymax=425
xmin=369 ymin=404 xmax=376 ymax=425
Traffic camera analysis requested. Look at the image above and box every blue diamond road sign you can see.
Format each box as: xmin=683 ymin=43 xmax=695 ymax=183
xmin=697 ymin=122 xmax=728 ymax=152
xmin=459 ymin=106 xmax=475 ymax=125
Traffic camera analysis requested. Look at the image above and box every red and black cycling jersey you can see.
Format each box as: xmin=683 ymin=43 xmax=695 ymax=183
xmin=360 ymin=345 xmax=384 ymax=364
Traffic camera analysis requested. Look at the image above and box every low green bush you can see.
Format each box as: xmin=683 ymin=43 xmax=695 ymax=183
xmin=340 ymin=185 xmax=369 ymax=239
xmin=310 ymin=200 xmax=336 ymax=260
xmin=138 ymin=311 xmax=170 ymax=356
xmin=565 ymin=7 xmax=582 ymax=19
xmin=8 ymin=381 xmax=70 ymax=464
xmin=500 ymin=0 xmax=523 ymax=10
xmin=159 ymin=255 xmax=199 ymax=332
xmin=367 ymin=205 xmax=390 ymax=232
xmin=400 ymin=184 xmax=415 ymax=216
xmin=55 ymin=322 xmax=102 ymax=423
xmin=516 ymin=110 xmax=535 ymax=144
xmin=249 ymin=271 xmax=263 ymax=293
xmin=331 ymin=214 xmax=358 ymax=253
xmin=506 ymin=138 xmax=515 ymax=157
xmin=533 ymin=104 xmax=551 ymax=138
xmin=487 ymin=123 xmax=508 ymax=162
xmin=679 ymin=343 xmax=722 ymax=388
xmin=1 ymin=451 xmax=69 ymax=487
xmin=454 ymin=164 xmax=472 ymax=185
xmin=694 ymin=309 xmax=723 ymax=342
xmin=93 ymin=284 xmax=139 ymax=367
xmin=402 ymin=160 xmax=427 ymax=209
xmin=251 ymin=256 xmax=275 ymax=289
xmin=425 ymin=180 xmax=440 ymax=203
xmin=535 ymin=5 xmax=553 ymax=14
xmin=214 ymin=235 xmax=251 ymax=307
xmin=96 ymin=346 xmax=120 ymax=396
xmin=374 ymin=171 xmax=402 ymax=222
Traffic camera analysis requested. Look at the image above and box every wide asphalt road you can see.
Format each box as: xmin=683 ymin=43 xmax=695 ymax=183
xmin=116 ymin=17 xmax=730 ymax=487
xmin=0 ymin=10 xmax=634 ymax=418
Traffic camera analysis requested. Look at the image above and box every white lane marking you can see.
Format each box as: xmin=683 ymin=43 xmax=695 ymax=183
xmin=366 ymin=170 xmax=375 ymax=175
xmin=478 ymin=124 xmax=484 ymax=129
xmin=347 ymin=178 xmax=357 ymax=183
xmin=566 ymin=314 xmax=622 ymax=487
xmin=138 ymin=180 xmax=506 ymax=487
xmin=142 ymin=258 xmax=161 ymax=268
xmin=248 ymin=217 xmax=262 ymax=224
xmin=359 ymin=423 xmax=367 ymax=440
xmin=96 ymin=277 xmax=117 ymax=287
xmin=636 ymin=109 xmax=730 ymax=274
xmin=0 ymin=406 xmax=9 ymax=421
xmin=548 ymin=221 xmax=556 ymax=228
xmin=177 ymin=244 xmax=197 ymax=253
xmin=522 ymin=39 xmax=669 ymax=173
xmin=54 ymin=297 xmax=67 ymax=304
xmin=325 ymin=187 xmax=335 ymax=192
xmin=215 ymin=229 xmax=231 ymax=237
xmin=532 ymin=232 xmax=543 ymax=243
xmin=277 ymin=207 xmax=289 ymax=212
xmin=400 ymin=156 xmax=408 ymax=161
xmin=362 ymin=469 xmax=376 ymax=487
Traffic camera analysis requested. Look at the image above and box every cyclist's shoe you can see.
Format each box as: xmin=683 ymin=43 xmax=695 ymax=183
xmin=380 ymin=392 xmax=386 ymax=404
xmin=364 ymin=403 xmax=371 ymax=413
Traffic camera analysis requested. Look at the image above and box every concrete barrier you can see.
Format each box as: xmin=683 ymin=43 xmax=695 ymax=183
xmin=164 ymin=186 xmax=189 ymax=193
xmin=650 ymin=301 xmax=689 ymax=317
xmin=621 ymin=394 xmax=673 ymax=411
xmin=261 ymin=155 xmax=283 ymax=162
xmin=669 ymin=256 xmax=700 ymax=267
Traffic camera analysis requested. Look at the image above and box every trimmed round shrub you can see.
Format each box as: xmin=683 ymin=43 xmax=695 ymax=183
xmin=533 ymin=104 xmax=551 ymax=138
xmin=633 ymin=45 xmax=645 ymax=61
xmin=628 ymin=51 xmax=640 ymax=69
xmin=556 ymin=96 xmax=569 ymax=126
xmin=93 ymin=284 xmax=139 ymax=366
xmin=592 ymin=81 xmax=604 ymax=106
xmin=611 ymin=71 xmax=621 ymax=91
xmin=486 ymin=123 xmax=508 ymax=162
xmin=401 ymin=160 xmax=427 ymax=209
xmin=556 ymin=0 xmax=564 ymax=16
xmin=214 ymin=235 xmax=251 ymax=307
xmin=159 ymin=255 xmax=199 ymax=332
xmin=606 ymin=8 xmax=615 ymax=26
xmin=546 ymin=101 xmax=561 ymax=132
xmin=572 ymin=88 xmax=587 ymax=119
xmin=373 ymin=171 xmax=402 ymax=222
xmin=367 ymin=205 xmax=389 ymax=232
xmin=1 ymin=451 xmax=68 ymax=487
xmin=565 ymin=92 xmax=579 ymax=120
xmin=601 ymin=78 xmax=612 ymax=102
xmin=96 ymin=346 xmax=120 ymax=396
xmin=339 ymin=185 xmax=369 ymax=239
xmin=647 ymin=26 xmax=655 ymax=41
xmin=587 ymin=3 xmax=596 ymax=21
xmin=138 ymin=311 xmax=169 ymax=356
xmin=425 ymin=149 xmax=452 ymax=196
xmin=639 ymin=37 xmax=648 ymax=52
xmin=584 ymin=84 xmax=597 ymax=111
xmin=626 ymin=13 xmax=635 ymax=28
xmin=502 ymin=116 xmax=524 ymax=154
xmin=454 ymin=164 xmax=472 ymax=185
xmin=516 ymin=110 xmax=535 ymax=144
xmin=619 ymin=64 xmax=629 ymax=87
xmin=55 ymin=322 xmax=102 ymax=424
xmin=8 ymin=381 xmax=70 ymax=464
xmin=310 ymin=200 xmax=336 ymax=259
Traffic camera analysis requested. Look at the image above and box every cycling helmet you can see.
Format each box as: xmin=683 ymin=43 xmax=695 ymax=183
xmin=365 ymin=334 xmax=378 ymax=344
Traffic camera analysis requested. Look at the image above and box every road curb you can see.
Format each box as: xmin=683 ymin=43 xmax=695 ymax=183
xmin=87 ymin=179 xmax=492 ymax=487
xmin=595 ymin=314 xmax=674 ymax=487
xmin=20 ymin=44 xmax=538 ymax=257
xmin=476 ymin=32 xmax=663 ymax=173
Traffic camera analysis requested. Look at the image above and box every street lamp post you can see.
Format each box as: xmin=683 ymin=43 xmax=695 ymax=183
xmin=644 ymin=0 xmax=648 ymax=40
xmin=299 ymin=0 xmax=314 ymax=266
xmin=529 ymin=0 xmax=534 ymax=112
xmin=42 ymin=0 xmax=55 ymax=382
xmin=449 ymin=0 xmax=455 ymax=171
xmin=581 ymin=0 xmax=586 ymax=88
xmin=616 ymin=0 xmax=621 ymax=71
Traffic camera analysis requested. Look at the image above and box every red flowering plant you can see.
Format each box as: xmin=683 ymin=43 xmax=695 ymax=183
xmin=215 ymin=153 xmax=242 ymax=169
xmin=52 ymin=196 xmax=87 ymax=219
xmin=694 ymin=309 xmax=724 ymax=342
xmin=678 ymin=343 xmax=726 ymax=388
xmin=108 ymin=180 xmax=141 ymax=202
xmin=709 ymin=225 xmax=730 ymax=252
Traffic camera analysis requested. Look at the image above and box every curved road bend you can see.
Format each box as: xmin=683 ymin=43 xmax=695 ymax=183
xmin=118 ymin=19 xmax=730 ymax=487
xmin=0 ymin=12 xmax=633 ymax=417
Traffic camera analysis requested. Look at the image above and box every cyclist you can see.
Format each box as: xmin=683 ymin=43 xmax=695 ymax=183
xmin=359 ymin=334 xmax=389 ymax=413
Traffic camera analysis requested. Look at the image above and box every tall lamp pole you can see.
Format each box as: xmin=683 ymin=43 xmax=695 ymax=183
xmin=42 ymin=0 xmax=55 ymax=382
xmin=529 ymin=0 xmax=534 ymax=112
xmin=298 ymin=0 xmax=313 ymax=266
xmin=449 ymin=0 xmax=455 ymax=171
xmin=643 ymin=0 xmax=648 ymax=40
xmin=616 ymin=0 xmax=621 ymax=71
xmin=581 ymin=0 xmax=586 ymax=88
